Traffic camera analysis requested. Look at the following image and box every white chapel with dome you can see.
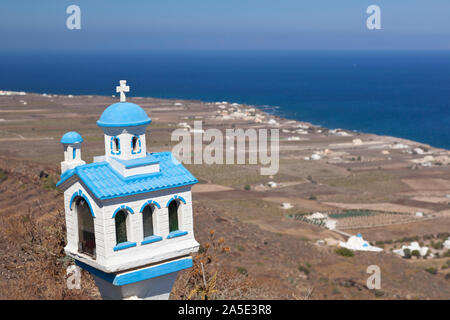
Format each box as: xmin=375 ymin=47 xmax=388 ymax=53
xmin=57 ymin=80 xmax=199 ymax=299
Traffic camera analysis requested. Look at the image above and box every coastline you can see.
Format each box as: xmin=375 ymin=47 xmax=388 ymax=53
xmin=1 ymin=88 xmax=448 ymax=154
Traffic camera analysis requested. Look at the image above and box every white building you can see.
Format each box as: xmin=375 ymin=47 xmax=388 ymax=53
xmin=57 ymin=81 xmax=199 ymax=299
xmin=443 ymin=237 xmax=450 ymax=249
xmin=393 ymin=242 xmax=429 ymax=257
xmin=339 ymin=233 xmax=383 ymax=252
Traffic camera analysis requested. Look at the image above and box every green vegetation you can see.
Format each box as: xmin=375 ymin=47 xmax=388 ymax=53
xmin=287 ymin=213 xmax=308 ymax=219
xmin=329 ymin=209 xmax=374 ymax=219
xmin=403 ymin=248 xmax=412 ymax=259
xmin=237 ymin=267 xmax=248 ymax=276
xmin=41 ymin=175 xmax=57 ymax=190
xmin=424 ymin=267 xmax=438 ymax=275
xmin=437 ymin=232 xmax=450 ymax=240
xmin=298 ymin=264 xmax=310 ymax=275
xmin=374 ymin=290 xmax=384 ymax=298
xmin=198 ymin=245 xmax=206 ymax=254
xmin=431 ymin=241 xmax=443 ymax=250
xmin=335 ymin=247 xmax=354 ymax=257
xmin=332 ymin=287 xmax=340 ymax=295
xmin=411 ymin=250 xmax=421 ymax=258
xmin=0 ymin=168 xmax=7 ymax=183
xmin=244 ymin=184 xmax=251 ymax=191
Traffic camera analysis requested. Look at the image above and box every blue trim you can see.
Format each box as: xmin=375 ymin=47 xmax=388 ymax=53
xmin=167 ymin=230 xmax=188 ymax=239
xmin=75 ymin=260 xmax=116 ymax=284
xmin=110 ymin=136 xmax=121 ymax=155
xmin=114 ymin=258 xmax=192 ymax=286
xmin=113 ymin=241 xmax=137 ymax=251
xmin=69 ymin=189 xmax=95 ymax=217
xmin=98 ymin=119 xmax=152 ymax=127
xmin=75 ymin=257 xmax=193 ymax=286
xmin=112 ymin=205 xmax=134 ymax=218
xmin=166 ymin=195 xmax=187 ymax=207
xmin=141 ymin=235 xmax=163 ymax=245
xmin=72 ymin=148 xmax=76 ymax=160
xmin=131 ymin=135 xmax=142 ymax=155
xmin=69 ymin=190 xmax=81 ymax=209
xmin=140 ymin=200 xmax=161 ymax=212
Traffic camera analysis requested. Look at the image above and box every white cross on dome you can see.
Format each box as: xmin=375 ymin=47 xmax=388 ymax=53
xmin=116 ymin=80 xmax=130 ymax=102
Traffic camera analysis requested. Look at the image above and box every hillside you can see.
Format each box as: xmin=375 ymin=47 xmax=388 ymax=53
xmin=0 ymin=92 xmax=449 ymax=299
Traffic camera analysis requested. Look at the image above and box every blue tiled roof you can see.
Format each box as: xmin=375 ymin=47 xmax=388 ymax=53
xmin=56 ymin=152 xmax=197 ymax=200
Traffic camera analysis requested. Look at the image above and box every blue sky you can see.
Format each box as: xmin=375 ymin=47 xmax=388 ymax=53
xmin=1 ymin=0 xmax=449 ymax=50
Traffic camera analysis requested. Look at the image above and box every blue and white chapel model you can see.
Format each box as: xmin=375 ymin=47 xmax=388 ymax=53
xmin=57 ymin=80 xmax=199 ymax=299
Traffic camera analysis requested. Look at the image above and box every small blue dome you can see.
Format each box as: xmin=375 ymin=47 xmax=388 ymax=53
xmin=61 ymin=131 xmax=83 ymax=144
xmin=97 ymin=102 xmax=152 ymax=127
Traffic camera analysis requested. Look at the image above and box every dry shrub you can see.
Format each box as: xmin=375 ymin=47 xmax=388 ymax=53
xmin=0 ymin=208 xmax=264 ymax=299
xmin=172 ymin=229 xmax=267 ymax=300
xmin=0 ymin=209 xmax=98 ymax=299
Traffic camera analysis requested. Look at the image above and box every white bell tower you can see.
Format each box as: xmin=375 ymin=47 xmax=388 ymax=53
xmin=60 ymin=131 xmax=86 ymax=174
xmin=97 ymin=80 xmax=152 ymax=162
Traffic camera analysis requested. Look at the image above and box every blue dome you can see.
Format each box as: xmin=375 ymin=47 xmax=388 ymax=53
xmin=97 ymin=102 xmax=152 ymax=127
xmin=61 ymin=131 xmax=83 ymax=144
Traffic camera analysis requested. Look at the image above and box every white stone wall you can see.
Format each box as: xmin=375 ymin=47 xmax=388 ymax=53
xmin=61 ymin=143 xmax=85 ymax=174
xmin=63 ymin=180 xmax=106 ymax=264
xmin=63 ymin=178 xmax=198 ymax=272
xmin=100 ymin=186 xmax=197 ymax=270
xmin=102 ymin=125 xmax=147 ymax=161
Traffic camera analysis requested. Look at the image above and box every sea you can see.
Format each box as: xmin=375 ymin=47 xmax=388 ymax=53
xmin=0 ymin=50 xmax=449 ymax=149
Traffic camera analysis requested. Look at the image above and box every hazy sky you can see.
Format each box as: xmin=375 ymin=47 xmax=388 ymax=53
xmin=1 ymin=0 xmax=449 ymax=51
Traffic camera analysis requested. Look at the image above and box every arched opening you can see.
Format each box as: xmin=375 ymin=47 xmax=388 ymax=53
xmin=142 ymin=205 xmax=155 ymax=238
xmin=132 ymin=136 xmax=139 ymax=153
xmin=111 ymin=136 xmax=120 ymax=154
xmin=76 ymin=197 xmax=96 ymax=258
xmin=115 ymin=210 xmax=128 ymax=244
xmin=168 ymin=200 xmax=180 ymax=232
